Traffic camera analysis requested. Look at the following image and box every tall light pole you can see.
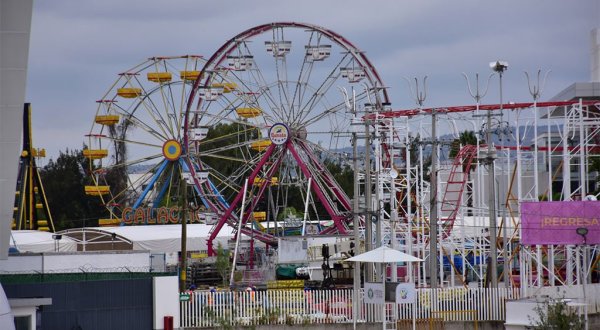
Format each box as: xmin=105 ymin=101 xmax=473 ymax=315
xmin=487 ymin=61 xmax=508 ymax=288
xmin=180 ymin=160 xmax=190 ymax=292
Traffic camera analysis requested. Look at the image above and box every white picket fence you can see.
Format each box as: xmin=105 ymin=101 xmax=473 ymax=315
xmin=180 ymin=286 xmax=520 ymax=328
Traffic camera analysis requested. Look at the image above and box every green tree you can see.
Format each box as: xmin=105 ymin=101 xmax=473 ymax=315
xmin=214 ymin=243 xmax=231 ymax=287
xmin=41 ymin=148 xmax=105 ymax=230
xmin=449 ymin=130 xmax=479 ymax=158
xmin=106 ymin=120 xmax=130 ymax=199
xmin=530 ymin=298 xmax=585 ymax=330
xmin=324 ymin=159 xmax=353 ymax=197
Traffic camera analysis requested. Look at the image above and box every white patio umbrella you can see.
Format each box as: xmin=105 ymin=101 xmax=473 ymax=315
xmin=346 ymin=246 xmax=423 ymax=263
xmin=346 ymin=246 xmax=423 ymax=330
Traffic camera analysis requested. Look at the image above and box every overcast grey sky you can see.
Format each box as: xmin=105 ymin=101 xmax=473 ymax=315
xmin=25 ymin=0 xmax=600 ymax=160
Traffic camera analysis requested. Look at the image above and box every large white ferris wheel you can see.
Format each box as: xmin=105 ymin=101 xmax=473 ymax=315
xmin=183 ymin=22 xmax=389 ymax=255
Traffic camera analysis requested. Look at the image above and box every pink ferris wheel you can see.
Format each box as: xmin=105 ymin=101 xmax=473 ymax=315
xmin=182 ymin=22 xmax=389 ymax=255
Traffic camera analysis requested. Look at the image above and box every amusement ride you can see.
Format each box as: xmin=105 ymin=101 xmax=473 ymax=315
xmin=81 ymin=22 xmax=599 ymax=291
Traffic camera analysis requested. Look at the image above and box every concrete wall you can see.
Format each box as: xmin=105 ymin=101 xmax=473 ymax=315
xmin=153 ymin=276 xmax=179 ymax=330
xmin=0 ymin=0 xmax=33 ymax=260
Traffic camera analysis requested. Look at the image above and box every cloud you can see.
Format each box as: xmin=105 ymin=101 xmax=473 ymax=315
xmin=24 ymin=0 xmax=599 ymax=160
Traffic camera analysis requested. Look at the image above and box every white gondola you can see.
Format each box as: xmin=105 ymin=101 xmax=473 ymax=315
xmin=189 ymin=127 xmax=209 ymax=141
xmin=305 ymin=45 xmax=331 ymax=61
xmin=198 ymin=87 xmax=223 ymax=101
xmin=227 ymin=55 xmax=253 ymax=71
xmin=265 ymin=41 xmax=292 ymax=57
xmin=181 ymin=172 xmax=194 ymax=185
xmin=195 ymin=171 xmax=209 ymax=183
xmin=182 ymin=171 xmax=208 ymax=184
xmin=340 ymin=66 xmax=366 ymax=83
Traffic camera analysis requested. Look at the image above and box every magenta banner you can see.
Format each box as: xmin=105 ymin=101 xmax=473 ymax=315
xmin=521 ymin=201 xmax=600 ymax=245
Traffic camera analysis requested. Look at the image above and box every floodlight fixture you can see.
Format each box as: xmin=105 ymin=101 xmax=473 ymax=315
xmin=576 ymin=227 xmax=589 ymax=244
xmin=490 ymin=61 xmax=509 ymax=73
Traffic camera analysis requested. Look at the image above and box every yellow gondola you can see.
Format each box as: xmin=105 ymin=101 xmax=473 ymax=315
xmin=35 ymin=203 xmax=43 ymax=209
xmin=251 ymin=140 xmax=272 ymax=152
xmin=180 ymin=71 xmax=201 ymax=81
xmin=83 ymin=149 xmax=108 ymax=160
xmin=236 ymin=107 xmax=263 ymax=118
xmin=147 ymin=72 xmax=172 ymax=83
xmin=31 ymin=148 xmax=46 ymax=157
xmin=253 ymin=177 xmax=278 ymax=186
xmin=37 ymin=220 xmax=48 ymax=227
xmin=117 ymin=88 xmax=142 ymax=98
xmin=253 ymin=211 xmax=266 ymax=221
xmin=99 ymin=218 xmax=121 ymax=227
xmin=95 ymin=115 xmax=120 ymax=126
xmin=38 ymin=227 xmax=50 ymax=232
xmin=84 ymin=185 xmax=111 ymax=196
xmin=212 ymin=82 xmax=237 ymax=93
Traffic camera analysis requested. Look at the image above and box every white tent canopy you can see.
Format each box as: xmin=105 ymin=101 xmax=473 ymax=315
xmin=10 ymin=230 xmax=77 ymax=253
xmin=98 ymin=224 xmax=235 ymax=253
xmin=60 ymin=224 xmax=237 ymax=253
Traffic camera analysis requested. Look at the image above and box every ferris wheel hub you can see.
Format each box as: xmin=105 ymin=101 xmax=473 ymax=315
xmin=292 ymin=126 xmax=308 ymax=140
xmin=162 ymin=139 xmax=182 ymax=161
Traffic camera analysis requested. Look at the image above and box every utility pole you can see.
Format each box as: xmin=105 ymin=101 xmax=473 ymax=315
xmin=404 ymin=76 xmax=433 ymax=287
xmin=487 ymin=61 xmax=508 ymax=288
xmin=364 ymin=103 xmax=374 ymax=283
xmin=351 ymin=89 xmax=361 ymax=330
xmin=429 ymin=108 xmax=439 ymax=289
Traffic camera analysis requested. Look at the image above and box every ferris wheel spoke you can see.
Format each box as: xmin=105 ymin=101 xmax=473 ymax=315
xmin=153 ymin=59 xmax=183 ymax=136
xmin=95 ymin=153 xmax=164 ymax=175
xmin=124 ymin=75 xmax=176 ymax=140
xmin=176 ymin=82 xmax=191 ymax=138
xmin=240 ymin=52 xmax=287 ymax=123
xmin=301 ymin=100 xmax=348 ymax=129
xmin=131 ymin=159 xmax=170 ymax=209
xmin=196 ymin=111 xmax=266 ymax=132
xmin=269 ymin=27 xmax=293 ymax=121
xmin=136 ymin=92 xmax=176 ymax=139
xmin=290 ymin=59 xmax=314 ymax=123
xmin=107 ymin=160 xmax=165 ymax=206
xmin=289 ymin=31 xmax=322 ymax=122
xmin=98 ymin=135 xmax=162 ymax=149
xmin=295 ymin=52 xmax=352 ymax=125
xmin=157 ymin=83 xmax=179 ymax=137
xmin=204 ymin=167 xmax=243 ymax=196
xmin=109 ymin=104 xmax=169 ymax=141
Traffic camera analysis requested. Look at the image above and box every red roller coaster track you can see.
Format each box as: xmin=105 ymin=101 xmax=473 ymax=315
xmin=369 ymin=100 xmax=600 ymax=119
